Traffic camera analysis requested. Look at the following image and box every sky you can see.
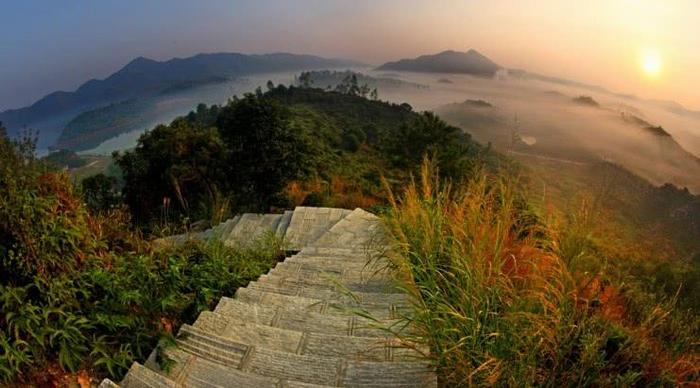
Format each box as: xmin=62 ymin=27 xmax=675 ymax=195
xmin=2 ymin=0 xmax=699 ymax=111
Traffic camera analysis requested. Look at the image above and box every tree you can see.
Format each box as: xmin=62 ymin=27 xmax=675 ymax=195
xmin=216 ymin=93 xmax=310 ymax=211
xmin=359 ymin=83 xmax=371 ymax=98
xmin=266 ymin=80 xmax=275 ymax=91
xmin=348 ymin=74 xmax=360 ymax=96
xmin=370 ymin=88 xmax=379 ymax=101
xmin=382 ymin=112 xmax=473 ymax=179
xmin=298 ymin=72 xmax=313 ymax=88
xmin=115 ymin=119 xmax=227 ymax=225
xmin=81 ymin=173 xmax=120 ymax=213
xmin=0 ymin=121 xmax=6 ymax=138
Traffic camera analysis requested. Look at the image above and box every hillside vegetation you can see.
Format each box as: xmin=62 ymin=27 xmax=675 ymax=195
xmin=0 ymin=124 xmax=285 ymax=384
xmin=0 ymin=82 xmax=698 ymax=387
xmin=384 ymin=162 xmax=699 ymax=385
xmin=114 ymin=84 xmax=497 ymax=230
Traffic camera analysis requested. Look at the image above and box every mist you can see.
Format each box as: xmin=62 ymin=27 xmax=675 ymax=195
xmin=360 ymin=70 xmax=700 ymax=193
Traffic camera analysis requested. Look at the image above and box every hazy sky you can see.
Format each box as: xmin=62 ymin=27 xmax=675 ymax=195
xmin=2 ymin=0 xmax=699 ymax=111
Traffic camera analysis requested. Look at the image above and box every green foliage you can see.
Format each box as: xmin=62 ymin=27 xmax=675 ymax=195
xmin=0 ymin=134 xmax=280 ymax=382
xmin=217 ymin=93 xmax=310 ymax=210
xmin=113 ymin=85 xmax=503 ymax=230
xmin=81 ymin=173 xmax=121 ymax=213
xmin=116 ymin=92 xmax=313 ymax=227
xmin=115 ymin=118 xmax=227 ymax=227
xmin=380 ymin=111 xmax=480 ymax=179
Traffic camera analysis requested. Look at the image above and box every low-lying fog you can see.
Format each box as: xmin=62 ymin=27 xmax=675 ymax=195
xmin=365 ymin=70 xmax=700 ymax=193
xmin=85 ymin=66 xmax=700 ymax=193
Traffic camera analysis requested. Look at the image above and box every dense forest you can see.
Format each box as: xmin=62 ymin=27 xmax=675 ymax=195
xmin=0 ymin=82 xmax=698 ymax=385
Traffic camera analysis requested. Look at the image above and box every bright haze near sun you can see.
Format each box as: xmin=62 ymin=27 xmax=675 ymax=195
xmin=1 ymin=0 xmax=699 ymax=111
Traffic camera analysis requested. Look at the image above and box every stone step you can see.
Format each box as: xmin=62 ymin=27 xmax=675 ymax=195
xmin=284 ymin=257 xmax=391 ymax=275
xmin=342 ymin=361 xmax=437 ymax=387
xmin=120 ymin=362 xmax=181 ymax=387
xmin=265 ymin=266 xmax=392 ymax=287
xmin=175 ymin=328 xmax=246 ymax=368
xmin=258 ymin=272 xmax=401 ymax=294
xmin=191 ymin=314 xmax=301 ymax=354
xmin=224 ymin=213 xmax=283 ymax=247
xmin=246 ymin=280 xmax=409 ymax=306
xmin=308 ymin=209 xmax=383 ymax=249
xmin=284 ymin=207 xmax=352 ymax=251
xmin=235 ymin=287 xmax=401 ymax=320
xmin=276 ymin=210 xmax=294 ymax=239
xmin=243 ymin=346 xmax=343 ymax=386
xmin=274 ymin=260 xmax=392 ymax=277
xmin=191 ymin=311 xmax=422 ymax=361
xmin=296 ymin=246 xmax=379 ymax=258
xmin=286 ymin=253 xmax=387 ymax=266
xmin=203 ymin=215 xmax=242 ymax=241
xmin=104 ymin=207 xmax=436 ymax=387
xmin=159 ymin=347 xmax=291 ymax=387
xmin=213 ymin=297 xmax=397 ymax=337
xmin=171 ymin=339 xmax=434 ymax=388
xmin=98 ymin=379 xmax=120 ymax=388
xmin=152 ymin=215 xmax=244 ymax=250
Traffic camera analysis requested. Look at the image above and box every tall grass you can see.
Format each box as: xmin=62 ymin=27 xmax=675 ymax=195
xmin=382 ymin=161 xmax=698 ymax=386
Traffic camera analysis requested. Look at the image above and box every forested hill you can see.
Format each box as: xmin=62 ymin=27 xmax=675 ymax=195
xmin=0 ymin=52 xmax=360 ymax=147
xmin=114 ymin=84 xmax=500 ymax=226
xmin=376 ymin=49 xmax=501 ymax=76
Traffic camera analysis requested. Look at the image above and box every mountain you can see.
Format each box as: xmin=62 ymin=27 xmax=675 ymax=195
xmin=0 ymin=52 xmax=360 ymax=149
xmin=376 ymin=49 xmax=501 ymax=76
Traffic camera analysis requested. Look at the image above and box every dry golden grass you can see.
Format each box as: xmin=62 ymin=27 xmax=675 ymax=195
xmin=381 ymin=159 xmax=699 ymax=386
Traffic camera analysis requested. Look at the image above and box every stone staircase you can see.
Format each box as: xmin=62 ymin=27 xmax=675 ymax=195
xmin=102 ymin=207 xmax=436 ymax=387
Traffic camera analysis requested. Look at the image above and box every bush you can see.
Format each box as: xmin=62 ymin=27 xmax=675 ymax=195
xmin=116 ymin=93 xmax=312 ymax=228
xmin=381 ymin=161 xmax=699 ymax=386
xmin=0 ymin=133 xmax=281 ymax=383
xmin=81 ymin=173 xmax=121 ymax=213
xmin=115 ymin=119 xmax=227 ymax=227
xmin=217 ymin=93 xmax=310 ymax=211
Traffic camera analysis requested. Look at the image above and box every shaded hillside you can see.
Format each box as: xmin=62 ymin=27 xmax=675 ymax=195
xmin=376 ymin=49 xmax=501 ymax=76
xmin=54 ymin=99 xmax=153 ymax=151
xmin=0 ymin=52 xmax=360 ymax=148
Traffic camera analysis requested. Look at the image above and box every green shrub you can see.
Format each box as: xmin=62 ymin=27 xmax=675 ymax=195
xmin=0 ymin=133 xmax=281 ymax=383
xmin=81 ymin=173 xmax=121 ymax=213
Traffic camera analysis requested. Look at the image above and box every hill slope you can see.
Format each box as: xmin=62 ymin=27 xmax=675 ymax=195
xmin=376 ymin=49 xmax=501 ymax=76
xmin=0 ymin=52 xmax=360 ymax=149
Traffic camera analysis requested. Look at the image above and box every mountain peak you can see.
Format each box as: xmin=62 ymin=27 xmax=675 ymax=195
xmin=122 ymin=56 xmax=158 ymax=71
xmin=377 ymin=49 xmax=500 ymax=76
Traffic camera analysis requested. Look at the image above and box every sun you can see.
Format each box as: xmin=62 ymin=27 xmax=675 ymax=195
xmin=641 ymin=51 xmax=662 ymax=77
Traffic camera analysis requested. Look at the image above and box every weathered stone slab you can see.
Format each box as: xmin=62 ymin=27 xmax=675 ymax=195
xmin=244 ymin=346 xmax=342 ymax=386
xmin=276 ymin=210 xmax=294 ymax=239
xmin=120 ymin=362 xmax=180 ymax=387
xmin=342 ymin=360 xmax=438 ymax=387
xmin=284 ymin=207 xmax=352 ymax=250
xmin=225 ymin=213 xmax=283 ymax=247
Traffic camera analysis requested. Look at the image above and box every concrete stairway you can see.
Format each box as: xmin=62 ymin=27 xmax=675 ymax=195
xmin=102 ymin=207 xmax=436 ymax=387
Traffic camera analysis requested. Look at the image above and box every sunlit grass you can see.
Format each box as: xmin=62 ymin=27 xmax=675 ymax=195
xmin=381 ymin=159 xmax=699 ymax=386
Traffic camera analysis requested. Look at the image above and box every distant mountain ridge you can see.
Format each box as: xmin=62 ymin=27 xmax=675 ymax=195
xmin=376 ymin=49 xmax=501 ymax=76
xmin=0 ymin=52 xmax=360 ymax=148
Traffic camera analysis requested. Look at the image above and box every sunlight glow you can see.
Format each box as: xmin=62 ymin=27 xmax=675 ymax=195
xmin=641 ymin=51 xmax=662 ymax=77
